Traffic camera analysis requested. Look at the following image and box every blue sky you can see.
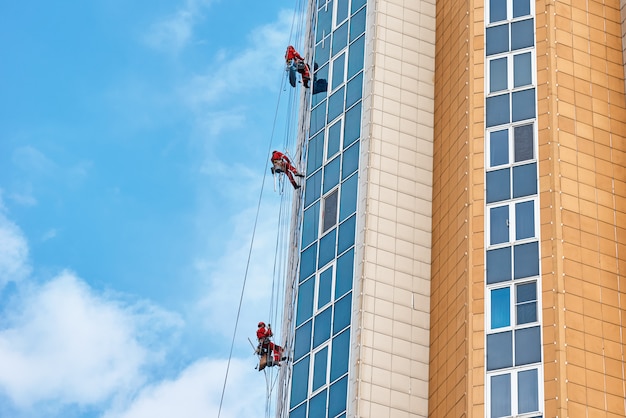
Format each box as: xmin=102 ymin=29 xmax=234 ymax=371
xmin=0 ymin=1 xmax=304 ymax=416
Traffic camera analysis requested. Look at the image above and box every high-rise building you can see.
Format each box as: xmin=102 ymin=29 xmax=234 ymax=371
xmin=277 ymin=0 xmax=626 ymax=417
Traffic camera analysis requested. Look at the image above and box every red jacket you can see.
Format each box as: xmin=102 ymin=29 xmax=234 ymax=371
xmin=257 ymin=325 xmax=273 ymax=341
xmin=271 ymin=150 xmax=291 ymax=165
xmin=285 ymin=45 xmax=304 ymax=62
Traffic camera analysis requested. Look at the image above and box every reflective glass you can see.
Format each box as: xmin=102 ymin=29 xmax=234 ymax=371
xmin=312 ymin=63 xmax=329 ymax=105
xmin=332 ymin=53 xmax=346 ymax=90
xmin=515 ymin=200 xmax=534 ymax=239
xmin=350 ymin=7 xmax=366 ymax=42
xmin=305 ymin=170 xmax=322 ymax=207
xmin=490 ymin=205 xmax=509 ymax=245
xmin=517 ymin=281 xmax=537 ymax=324
xmin=515 ymin=326 xmax=541 ymax=365
xmin=514 ymin=123 xmax=534 ymax=161
xmin=512 ymin=88 xmax=536 ymax=122
xmin=339 ymin=173 xmax=358 ymax=221
xmin=290 ymin=356 xmax=310 ymax=408
xmin=333 ymin=292 xmax=351 ymax=333
xmin=300 ymin=243 xmax=318 ymax=282
xmin=328 ymin=376 xmax=348 ymax=416
xmin=514 ymin=52 xmax=532 ymax=87
xmin=490 ymin=129 xmax=509 ymax=167
xmin=337 ymin=214 xmax=356 ymax=254
xmin=318 ymin=267 xmax=333 ymax=309
xmin=316 ymin=1 xmax=333 ymax=43
xmin=517 ymin=301 xmax=537 ymax=324
xmin=514 ymin=241 xmax=539 ymax=279
xmin=486 ymin=168 xmax=511 ymax=203
xmin=302 ymin=202 xmax=320 ymax=248
xmin=327 ymin=120 xmax=342 ymax=159
xmin=487 ymin=331 xmax=513 ymax=370
xmin=309 ymin=389 xmax=327 ymax=418
xmin=486 ymin=246 xmax=512 ymax=284
xmin=512 ymin=162 xmax=537 ymax=198
xmin=315 ymin=38 xmax=331 ymax=68
xmin=319 ymin=228 xmax=336 ymax=268
xmin=491 ymin=374 xmax=511 ymax=417
xmin=486 ymin=24 xmax=509 ymax=56
xmin=513 ymin=0 xmax=531 ymax=17
xmin=336 ymin=0 xmax=349 ymax=24
xmin=486 ymin=93 xmax=510 ymax=127
xmin=289 ymin=403 xmax=306 ymax=418
xmin=511 ymin=18 xmax=534 ymax=51
xmin=310 ymin=100 xmax=327 ymax=135
xmin=518 ymin=368 xmax=539 ymax=413
xmin=327 ymin=86 xmax=345 ymax=123
xmin=322 ymin=190 xmax=338 ymax=232
xmin=517 ymin=281 xmax=536 ymax=303
xmin=351 ymin=0 xmax=366 ymax=13
xmin=489 ymin=0 xmax=507 ymax=23
xmin=335 ymin=248 xmax=354 ymax=297
xmin=491 ymin=287 xmax=510 ymax=329
xmin=313 ymin=307 xmax=332 ymax=348
xmin=345 ymin=72 xmax=363 ymax=109
xmin=323 ymin=157 xmax=341 ymax=194
xmin=330 ymin=328 xmax=350 ymax=380
xmin=308 ymin=131 xmax=325 ymax=173
xmin=294 ymin=321 xmax=312 ymax=361
xmin=347 ymin=35 xmax=365 ymax=78
xmin=312 ymin=346 xmax=328 ymax=391
xmin=344 ymin=102 xmax=362 ymax=147
xmin=342 ymin=142 xmax=359 ymax=180
xmin=490 ymin=57 xmax=508 ymax=92
xmin=332 ymin=22 xmax=349 ymax=57
xmin=296 ymin=277 xmax=315 ymax=326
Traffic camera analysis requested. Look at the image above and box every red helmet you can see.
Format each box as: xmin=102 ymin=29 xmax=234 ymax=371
xmin=258 ymin=321 xmax=265 ymax=327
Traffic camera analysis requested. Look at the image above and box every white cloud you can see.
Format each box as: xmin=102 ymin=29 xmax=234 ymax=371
xmin=0 ymin=210 xmax=30 ymax=290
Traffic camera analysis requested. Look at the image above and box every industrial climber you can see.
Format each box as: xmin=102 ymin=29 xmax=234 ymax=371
xmin=285 ymin=45 xmax=311 ymax=88
xmin=256 ymin=322 xmax=286 ymax=370
xmin=270 ymin=150 xmax=304 ymax=189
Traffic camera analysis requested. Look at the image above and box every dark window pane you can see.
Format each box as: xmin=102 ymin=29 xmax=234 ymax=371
xmin=515 ymin=326 xmax=541 ymax=365
xmin=518 ymin=368 xmax=539 ymax=413
xmin=339 ymin=173 xmax=358 ymax=221
xmin=347 ymin=35 xmax=365 ymax=78
xmin=328 ymin=376 xmax=348 ymax=416
xmin=332 ymin=53 xmax=346 ymax=90
xmin=327 ymin=86 xmax=345 ymax=123
xmin=514 ymin=52 xmax=532 ymax=87
xmin=489 ymin=0 xmax=507 ymax=23
xmin=302 ymin=202 xmax=320 ymax=248
xmin=513 ymin=0 xmax=531 ymax=17
xmin=310 ymin=100 xmax=327 ymax=135
xmin=322 ymin=189 xmax=339 ymax=231
xmin=515 ymin=200 xmax=534 ymax=240
xmin=312 ymin=62 xmax=329 ymax=105
xmin=490 ymin=57 xmax=508 ymax=92
xmin=491 ymin=287 xmax=510 ymax=329
xmin=512 ymin=88 xmax=536 ymax=122
xmin=517 ymin=282 xmax=536 ymax=303
xmin=511 ymin=18 xmax=534 ymax=51
xmin=490 ymin=129 xmax=509 ymax=167
xmin=336 ymin=0 xmax=348 ymax=24
xmin=486 ymin=93 xmax=510 ymax=127
xmin=486 ymin=24 xmax=509 ymax=56
xmin=337 ymin=214 xmax=356 ymax=254
xmin=330 ymin=328 xmax=350 ymax=380
xmin=316 ymin=1 xmax=333 ymax=43
xmin=335 ymin=248 xmax=354 ymax=297
xmin=318 ymin=267 xmax=333 ymax=309
xmin=517 ymin=301 xmax=537 ymax=324
xmin=332 ymin=22 xmax=349 ymax=57
xmin=351 ymin=0 xmax=366 ymax=13
xmin=514 ymin=123 xmax=534 ymax=161
xmin=491 ymin=374 xmax=511 ymax=417
xmin=308 ymin=131 xmax=325 ymax=173
xmin=289 ymin=403 xmax=307 ymax=418
xmin=490 ymin=205 xmax=509 ymax=245
xmin=327 ymin=120 xmax=341 ymax=159
xmin=296 ymin=277 xmax=315 ymax=327
xmin=324 ymin=157 xmax=342 ymax=194
xmin=486 ymin=168 xmax=511 ymax=203
xmin=333 ymin=292 xmax=351 ymax=333
xmin=313 ymin=307 xmax=333 ymax=348
xmin=290 ymin=356 xmax=310 ymax=408
xmin=487 ymin=331 xmax=513 ymax=370
xmin=486 ymin=246 xmax=512 ymax=284
xmin=315 ymin=38 xmax=331 ymax=68
xmin=349 ymin=7 xmax=366 ymax=42
xmin=514 ymin=241 xmax=539 ymax=279
xmin=344 ymin=101 xmax=362 ymax=147
xmin=294 ymin=321 xmax=312 ymax=361
xmin=312 ymin=346 xmax=329 ymax=391
xmin=345 ymin=72 xmax=363 ymax=109
xmin=300 ymin=243 xmax=318 ymax=282
xmin=309 ymin=389 xmax=327 ymax=418
xmin=319 ymin=228 xmax=336 ymax=268
xmin=517 ymin=282 xmax=537 ymax=324
xmin=342 ymin=142 xmax=359 ymax=180
xmin=305 ymin=170 xmax=323 ymax=207
xmin=513 ymin=162 xmax=537 ymax=198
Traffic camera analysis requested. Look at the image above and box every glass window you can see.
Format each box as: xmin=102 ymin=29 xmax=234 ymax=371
xmin=514 ymin=123 xmax=533 ymax=161
xmin=312 ymin=346 xmax=329 ymax=391
xmin=332 ymin=53 xmax=346 ymax=90
xmin=486 ymin=93 xmax=510 ymax=127
xmin=332 ymin=22 xmax=349 ymax=57
xmin=308 ymin=131 xmax=325 ymax=173
xmin=512 ymin=88 xmax=535 ymax=122
xmin=511 ymin=19 xmax=534 ymax=51
xmin=514 ymin=241 xmax=539 ymax=279
xmin=310 ymin=100 xmax=327 ymax=135
xmin=324 ymin=157 xmax=341 ymax=194
xmin=490 ymin=57 xmax=508 ymax=92
xmin=296 ymin=277 xmax=315 ymax=326
xmin=512 ymin=162 xmax=537 ymax=198
xmin=342 ymin=142 xmax=359 ymax=181
xmin=516 ymin=281 xmax=537 ymax=324
xmin=318 ymin=267 xmax=333 ymax=309
xmin=345 ymin=72 xmax=363 ymax=109
xmin=515 ymin=326 xmax=541 ymax=365
xmin=339 ymin=173 xmax=358 ymax=221
xmin=313 ymin=307 xmax=332 ymax=348
xmin=489 ymin=129 xmax=509 ymax=167
xmin=290 ymin=356 xmax=310 ymax=408
xmin=333 ymin=292 xmax=351 ymax=334
xmin=315 ymin=38 xmax=331 ymax=68
xmin=486 ymin=24 xmax=509 ymax=56
xmin=489 ymin=0 xmax=507 ymax=23
xmin=486 ymin=246 xmax=512 ymax=284
xmin=349 ymin=7 xmax=366 ymax=42
xmin=300 ymin=243 xmax=318 ymax=282
xmin=327 ymin=121 xmax=342 ymax=159
xmin=305 ymin=170 xmax=323 ymax=207
xmin=289 ymin=403 xmax=307 ymax=418
xmin=486 ymin=168 xmax=511 ymax=203
xmin=328 ymin=375 xmax=348 ymax=416
xmin=294 ymin=321 xmax=312 ymax=361
xmin=490 ymin=205 xmax=509 ymax=245
xmin=327 ymin=86 xmax=345 ymax=123
xmin=487 ymin=331 xmax=513 ymax=370
xmin=337 ymin=214 xmax=356 ymax=254
xmin=513 ymin=0 xmax=531 ymax=18
xmin=330 ymin=328 xmax=350 ymax=380
xmin=309 ymin=389 xmax=327 ymax=417
xmin=322 ymin=189 xmax=339 ymax=232
xmin=515 ymin=200 xmax=534 ymax=240
xmin=344 ymin=102 xmax=362 ymax=147
xmin=335 ymin=0 xmax=349 ymax=24
xmin=351 ymin=0 xmax=366 ymax=13
xmin=513 ymin=52 xmax=532 ymax=87
xmin=518 ymin=368 xmax=539 ymax=413
xmin=347 ymin=35 xmax=365 ymax=78
xmin=319 ymin=228 xmax=337 ymax=268
xmin=335 ymin=248 xmax=354 ymax=298
xmin=491 ymin=287 xmax=510 ymax=329
xmin=491 ymin=374 xmax=512 ymax=417
xmin=302 ymin=202 xmax=320 ymax=248
xmin=316 ymin=1 xmax=333 ymax=43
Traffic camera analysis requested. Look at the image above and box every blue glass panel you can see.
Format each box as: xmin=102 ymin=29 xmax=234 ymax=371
xmin=515 ymin=326 xmax=541 ymax=365
xmin=309 ymin=389 xmax=327 ymax=418
xmin=517 ymin=281 xmax=536 ymax=303
xmin=514 ymin=52 xmax=532 ymax=87
xmin=333 ymin=292 xmax=351 ymax=333
xmin=337 ymin=214 xmax=356 ymax=255
xmin=486 ymin=246 xmax=512 ymax=284
xmin=345 ymin=72 xmax=363 ymax=109
xmin=327 ymin=86 xmax=345 ymax=124
xmin=296 ymin=277 xmax=315 ymax=327
xmin=305 ymin=170 xmax=323 ymax=207
xmin=312 ymin=346 xmax=329 ymax=391
xmin=328 ymin=376 xmax=348 ymax=417
xmin=313 ymin=307 xmax=333 ymax=348
xmin=315 ymin=38 xmax=331 ymax=69
xmin=318 ymin=267 xmax=333 ymax=309
xmin=332 ymin=22 xmax=349 ymax=57
xmin=302 ymin=202 xmax=320 ymax=248
xmin=490 ymin=205 xmax=509 ymax=245
xmin=300 ymin=243 xmax=318 ymax=282
xmin=486 ymin=168 xmax=510 ymax=203
xmin=316 ymin=1 xmax=333 ymax=43
xmin=513 ymin=0 xmax=531 ymax=17
xmin=515 ymin=200 xmax=534 ymax=239
xmin=319 ymin=229 xmax=337 ymax=268
xmin=486 ymin=24 xmax=509 ymax=56
xmin=289 ymin=403 xmax=307 ymax=418
xmin=517 ymin=301 xmax=537 ymax=324
xmin=310 ymin=100 xmax=327 ymax=135
xmin=514 ymin=123 xmax=534 ymax=162
xmin=487 ymin=331 xmax=513 ymax=370
xmin=489 ymin=0 xmax=507 ymax=23
xmin=489 ymin=129 xmax=509 ymax=167
xmin=335 ymin=248 xmax=354 ymax=297
xmin=512 ymin=88 xmax=536 ymax=122
xmin=342 ymin=142 xmax=359 ymax=180
xmin=490 ymin=57 xmax=507 ymax=92
xmin=308 ymin=131 xmax=325 ymax=173
xmin=514 ymin=241 xmax=539 ymax=279
xmin=344 ymin=102 xmax=362 ymax=147
xmin=511 ymin=18 xmax=534 ymax=51
xmin=323 ymin=156 xmax=341 ymax=194
xmin=517 ymin=282 xmax=537 ymax=324
xmin=294 ymin=321 xmax=312 ymax=361
xmin=518 ymin=368 xmax=539 ymax=413
xmin=312 ymin=63 xmax=329 ymax=106
xmin=327 ymin=120 xmax=342 ymax=159
xmin=349 ymin=7 xmax=366 ymax=42
xmin=290 ymin=356 xmax=310 ymax=408
xmin=347 ymin=35 xmax=365 ymax=78
xmin=332 ymin=53 xmax=346 ymax=90
xmin=330 ymin=328 xmax=350 ymax=381
xmin=486 ymin=93 xmax=510 ymax=127
xmin=336 ymin=0 xmax=349 ymax=24
xmin=491 ymin=287 xmax=510 ymax=329
xmin=351 ymin=0 xmax=366 ymax=13
xmin=339 ymin=173 xmax=358 ymax=221
xmin=513 ymin=163 xmax=537 ymax=198
xmin=491 ymin=374 xmax=511 ymax=417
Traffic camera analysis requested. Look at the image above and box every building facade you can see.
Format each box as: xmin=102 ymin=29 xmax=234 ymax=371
xmin=278 ymin=0 xmax=626 ymax=417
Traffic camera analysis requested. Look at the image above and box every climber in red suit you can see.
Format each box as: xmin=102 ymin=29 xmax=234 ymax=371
xmin=270 ymin=150 xmax=304 ymax=189
xmin=285 ymin=45 xmax=311 ymax=88
xmin=257 ymin=322 xmax=284 ymax=363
